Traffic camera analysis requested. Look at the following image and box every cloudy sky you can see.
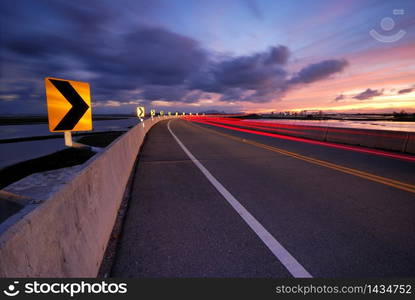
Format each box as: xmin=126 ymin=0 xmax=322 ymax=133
xmin=0 ymin=0 xmax=414 ymax=114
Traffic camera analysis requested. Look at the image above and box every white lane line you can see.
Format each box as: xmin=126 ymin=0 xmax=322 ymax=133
xmin=167 ymin=120 xmax=312 ymax=278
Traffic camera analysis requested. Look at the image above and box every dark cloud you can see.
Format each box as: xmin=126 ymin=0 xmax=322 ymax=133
xmin=334 ymin=94 xmax=345 ymax=101
xmin=265 ymin=45 xmax=290 ymax=65
xmin=398 ymin=88 xmax=413 ymax=94
xmin=140 ymin=85 xmax=189 ymax=102
xmin=289 ymin=59 xmax=348 ymax=84
xmin=87 ymin=27 xmax=207 ymax=90
xmin=194 ymin=46 xmax=289 ymax=93
xmin=191 ymin=45 xmax=316 ymax=103
xmin=353 ymin=88 xmax=383 ymax=100
xmin=0 ymin=0 xmax=348 ymax=111
xmin=243 ymin=0 xmax=263 ymax=20
xmin=1 ymin=1 xmax=207 ymax=104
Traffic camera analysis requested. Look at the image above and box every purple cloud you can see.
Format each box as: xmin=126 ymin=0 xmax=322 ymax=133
xmin=190 ymin=46 xmax=291 ymax=102
xmin=289 ymin=59 xmax=348 ymax=84
xmin=334 ymin=94 xmax=345 ymax=101
xmin=353 ymin=88 xmax=383 ymax=100
xmin=190 ymin=46 xmax=347 ymax=102
xmin=398 ymin=88 xmax=413 ymax=94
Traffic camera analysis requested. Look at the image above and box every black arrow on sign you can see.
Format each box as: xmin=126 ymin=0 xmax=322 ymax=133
xmin=138 ymin=107 xmax=144 ymax=117
xmin=49 ymin=79 xmax=89 ymax=131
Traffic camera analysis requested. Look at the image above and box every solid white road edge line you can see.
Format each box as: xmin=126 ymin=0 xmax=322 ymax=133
xmin=167 ymin=120 xmax=312 ymax=278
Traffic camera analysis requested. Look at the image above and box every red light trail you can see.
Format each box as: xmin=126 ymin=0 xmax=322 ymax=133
xmin=184 ymin=116 xmax=415 ymax=163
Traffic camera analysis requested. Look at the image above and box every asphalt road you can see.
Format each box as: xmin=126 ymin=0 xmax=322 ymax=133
xmin=112 ymin=118 xmax=415 ymax=277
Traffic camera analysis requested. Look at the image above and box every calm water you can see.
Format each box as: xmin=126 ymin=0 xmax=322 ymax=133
xmin=248 ymin=119 xmax=415 ymax=133
xmin=0 ymin=118 xmax=140 ymax=169
xmin=0 ymin=139 xmax=66 ymax=169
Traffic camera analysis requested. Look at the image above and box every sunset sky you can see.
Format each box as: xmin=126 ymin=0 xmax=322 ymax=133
xmin=0 ymin=0 xmax=414 ymax=114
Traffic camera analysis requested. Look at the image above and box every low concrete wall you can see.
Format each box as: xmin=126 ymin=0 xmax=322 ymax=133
xmin=325 ymin=127 xmax=410 ymax=153
xmin=404 ymin=132 xmax=415 ymax=154
xmin=0 ymin=117 xmax=172 ymax=277
xmin=249 ymin=122 xmax=414 ymax=154
xmin=277 ymin=127 xmax=327 ymax=141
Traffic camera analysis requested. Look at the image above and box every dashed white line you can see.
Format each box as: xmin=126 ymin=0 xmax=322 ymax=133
xmin=167 ymin=120 xmax=312 ymax=278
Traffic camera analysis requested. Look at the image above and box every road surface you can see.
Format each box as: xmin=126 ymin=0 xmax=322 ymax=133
xmin=112 ymin=118 xmax=415 ymax=277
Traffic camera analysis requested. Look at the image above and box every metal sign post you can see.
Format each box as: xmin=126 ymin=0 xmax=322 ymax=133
xmin=64 ymin=131 xmax=73 ymax=147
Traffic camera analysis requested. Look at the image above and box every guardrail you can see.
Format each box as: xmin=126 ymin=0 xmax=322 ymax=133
xmin=0 ymin=116 xmax=174 ymax=277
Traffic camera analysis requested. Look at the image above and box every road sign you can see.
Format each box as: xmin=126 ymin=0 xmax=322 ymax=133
xmin=160 ymin=110 xmax=164 ymax=116
xmin=182 ymin=112 xmax=185 ymax=115
xmin=168 ymin=112 xmax=171 ymax=116
xmin=175 ymin=112 xmax=178 ymax=116
xmin=150 ymin=109 xmax=156 ymax=117
xmin=45 ymin=77 xmax=92 ymax=132
xmin=137 ymin=106 xmax=145 ymax=118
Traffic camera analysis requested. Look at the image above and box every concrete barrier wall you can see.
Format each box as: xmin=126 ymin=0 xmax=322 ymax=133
xmin=277 ymin=127 xmax=327 ymax=141
xmin=0 ymin=117 xmax=172 ymax=277
xmin=404 ymin=132 xmax=415 ymax=154
xmin=249 ymin=123 xmax=414 ymax=154
xmin=325 ymin=127 xmax=409 ymax=153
